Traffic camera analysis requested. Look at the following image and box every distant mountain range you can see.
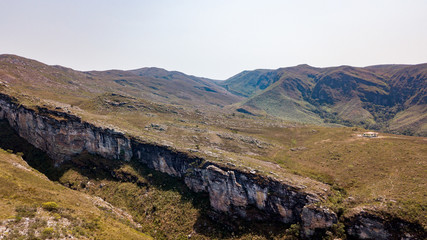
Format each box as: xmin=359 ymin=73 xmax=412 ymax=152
xmin=0 ymin=54 xmax=241 ymax=109
xmin=0 ymin=54 xmax=425 ymax=136
xmin=218 ymin=64 xmax=427 ymax=136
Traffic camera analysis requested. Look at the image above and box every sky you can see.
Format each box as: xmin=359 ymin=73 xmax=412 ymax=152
xmin=1 ymin=0 xmax=427 ymax=79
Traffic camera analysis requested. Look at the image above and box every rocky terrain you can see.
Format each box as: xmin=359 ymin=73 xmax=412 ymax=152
xmin=0 ymin=55 xmax=426 ymax=239
xmin=1 ymin=92 xmax=425 ymax=239
xmin=0 ymin=93 xmax=336 ymax=238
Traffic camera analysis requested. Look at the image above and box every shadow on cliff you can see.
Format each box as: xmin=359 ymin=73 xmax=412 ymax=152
xmin=0 ymin=120 xmax=62 ymax=179
xmin=66 ymin=154 xmax=292 ymax=239
xmin=0 ymin=120 xmax=292 ymax=239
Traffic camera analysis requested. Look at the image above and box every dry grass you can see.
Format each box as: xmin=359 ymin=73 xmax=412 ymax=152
xmin=0 ymin=54 xmax=426 ymax=233
xmin=0 ymin=149 xmax=151 ymax=239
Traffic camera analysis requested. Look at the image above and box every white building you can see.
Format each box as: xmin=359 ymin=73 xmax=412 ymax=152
xmin=363 ymin=132 xmax=378 ymax=138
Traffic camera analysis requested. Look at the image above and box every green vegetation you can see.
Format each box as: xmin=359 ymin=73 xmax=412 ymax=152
xmin=220 ymin=63 xmax=427 ymax=136
xmin=57 ymin=155 xmax=293 ymax=239
xmin=41 ymin=202 xmax=59 ymax=212
xmin=0 ymin=148 xmax=151 ymax=239
xmin=0 ymin=54 xmax=426 ymax=238
xmin=41 ymin=227 xmax=55 ymax=238
xmin=0 ymin=123 xmax=294 ymax=239
xmin=1 ymin=111 xmax=426 ymax=239
xmin=285 ymin=224 xmax=301 ymax=240
xmin=15 ymin=205 xmax=37 ymax=220
xmin=263 ymin=126 xmax=426 ymax=225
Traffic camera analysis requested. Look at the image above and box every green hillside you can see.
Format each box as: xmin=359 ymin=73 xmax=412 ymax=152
xmin=219 ymin=64 xmax=427 ymax=136
xmin=0 ymin=55 xmax=426 ymax=239
xmin=0 ymin=54 xmax=241 ymax=109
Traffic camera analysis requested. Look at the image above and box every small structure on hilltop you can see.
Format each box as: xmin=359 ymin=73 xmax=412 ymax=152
xmin=363 ymin=132 xmax=378 ymax=138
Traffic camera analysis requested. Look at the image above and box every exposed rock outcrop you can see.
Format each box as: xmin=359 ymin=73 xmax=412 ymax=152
xmin=0 ymin=93 xmax=335 ymax=237
xmin=0 ymin=93 xmax=424 ymax=239
xmin=347 ymin=212 xmax=391 ymax=240
xmin=301 ymin=205 xmax=337 ymax=237
xmin=345 ymin=208 xmax=426 ymax=240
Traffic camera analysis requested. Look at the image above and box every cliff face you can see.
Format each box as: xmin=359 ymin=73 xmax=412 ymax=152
xmin=0 ymin=93 xmax=424 ymax=239
xmin=0 ymin=106 xmax=133 ymax=165
xmin=0 ymin=93 xmax=335 ymax=236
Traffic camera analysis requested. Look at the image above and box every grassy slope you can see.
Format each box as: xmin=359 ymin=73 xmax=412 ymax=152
xmin=0 ymin=54 xmax=241 ymax=109
xmin=389 ymin=105 xmax=427 ymax=136
xmin=233 ymin=66 xmax=324 ymax=124
xmin=387 ymin=63 xmax=427 ymax=107
xmin=92 ymin=67 xmax=242 ymax=107
xmin=0 ymin=149 xmax=151 ymax=240
xmin=218 ymin=69 xmax=278 ymax=97
xmin=230 ymin=125 xmax=427 ymax=226
xmin=244 ymin=85 xmax=323 ymax=124
xmin=219 ymin=64 xmax=427 ymax=136
xmin=0 ymin=55 xmax=426 ymax=233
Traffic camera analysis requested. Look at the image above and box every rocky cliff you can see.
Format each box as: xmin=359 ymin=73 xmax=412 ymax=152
xmin=0 ymin=93 xmax=424 ymax=239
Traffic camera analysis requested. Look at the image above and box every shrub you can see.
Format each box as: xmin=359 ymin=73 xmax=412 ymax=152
xmin=286 ymin=223 xmax=301 ymax=239
xmin=42 ymin=202 xmax=59 ymax=211
xmin=42 ymin=227 xmax=54 ymax=238
xmin=53 ymin=213 xmax=61 ymax=220
xmin=331 ymin=222 xmax=347 ymax=239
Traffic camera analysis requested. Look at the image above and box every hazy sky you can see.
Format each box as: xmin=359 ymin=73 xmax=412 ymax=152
xmin=1 ymin=0 xmax=427 ymax=79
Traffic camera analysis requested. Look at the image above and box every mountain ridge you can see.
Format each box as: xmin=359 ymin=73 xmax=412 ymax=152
xmin=218 ymin=63 xmax=427 ymax=136
xmin=1 ymin=54 xmax=425 ymax=135
xmin=0 ymin=54 xmax=242 ymax=109
xmin=0 ymin=54 xmax=426 ymax=239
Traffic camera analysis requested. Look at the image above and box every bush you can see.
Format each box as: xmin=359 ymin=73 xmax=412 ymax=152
xmin=53 ymin=213 xmax=61 ymax=220
xmin=42 ymin=202 xmax=59 ymax=211
xmin=286 ymin=224 xmax=301 ymax=239
xmin=42 ymin=227 xmax=54 ymax=238
xmin=331 ymin=222 xmax=346 ymax=239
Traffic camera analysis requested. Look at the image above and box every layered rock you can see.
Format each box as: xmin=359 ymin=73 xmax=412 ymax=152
xmin=0 ymin=93 xmax=336 ymax=236
xmin=0 ymin=95 xmax=133 ymax=164
xmin=1 ymin=93 xmax=424 ymax=239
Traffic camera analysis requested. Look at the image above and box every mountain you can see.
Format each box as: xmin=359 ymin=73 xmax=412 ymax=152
xmin=219 ymin=64 xmax=427 ymax=136
xmin=0 ymin=54 xmax=241 ymax=109
xmin=90 ymin=66 xmax=242 ymax=107
xmin=0 ymin=54 xmax=425 ymax=136
xmin=225 ymin=65 xmax=323 ymax=123
xmin=1 ymin=54 xmax=426 ymax=239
